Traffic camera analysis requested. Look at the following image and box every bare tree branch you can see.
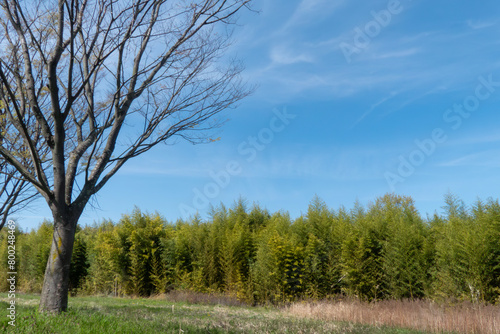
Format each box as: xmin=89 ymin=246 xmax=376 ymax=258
xmin=0 ymin=0 xmax=253 ymax=313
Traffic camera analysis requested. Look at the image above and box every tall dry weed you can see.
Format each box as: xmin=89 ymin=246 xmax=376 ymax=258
xmin=287 ymin=299 xmax=500 ymax=334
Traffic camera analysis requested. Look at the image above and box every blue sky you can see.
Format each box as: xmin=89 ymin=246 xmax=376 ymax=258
xmin=15 ymin=0 xmax=500 ymax=230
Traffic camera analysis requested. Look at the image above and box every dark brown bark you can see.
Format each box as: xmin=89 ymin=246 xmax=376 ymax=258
xmin=38 ymin=208 xmax=79 ymax=313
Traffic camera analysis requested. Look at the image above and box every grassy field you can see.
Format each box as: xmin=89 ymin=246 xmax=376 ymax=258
xmin=0 ymin=293 xmax=431 ymax=334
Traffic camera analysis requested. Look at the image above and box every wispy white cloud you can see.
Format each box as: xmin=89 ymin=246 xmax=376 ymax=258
xmin=228 ymin=145 xmax=396 ymax=182
xmin=467 ymin=19 xmax=497 ymax=30
xmin=373 ymin=48 xmax=420 ymax=59
xmin=445 ymin=132 xmax=500 ymax=146
xmin=254 ymin=25 xmax=500 ymax=99
xmin=438 ymin=150 xmax=500 ymax=167
xmin=352 ymin=91 xmax=398 ymax=126
xmin=377 ymin=86 xmax=449 ymax=118
xmin=241 ymin=1 xmax=500 ymax=108
xmin=269 ymin=45 xmax=314 ymax=65
xmin=282 ymin=0 xmax=345 ymax=32
xmin=119 ymin=166 xmax=210 ymax=177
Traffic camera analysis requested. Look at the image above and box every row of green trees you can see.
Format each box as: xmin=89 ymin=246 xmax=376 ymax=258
xmin=1 ymin=194 xmax=500 ymax=304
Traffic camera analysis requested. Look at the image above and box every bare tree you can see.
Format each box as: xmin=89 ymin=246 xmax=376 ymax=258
xmin=0 ymin=164 xmax=38 ymax=230
xmin=0 ymin=0 xmax=252 ymax=313
xmin=0 ymin=109 xmax=39 ymax=230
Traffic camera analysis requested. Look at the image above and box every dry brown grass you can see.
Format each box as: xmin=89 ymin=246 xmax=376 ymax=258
xmin=286 ymin=299 xmax=500 ymax=334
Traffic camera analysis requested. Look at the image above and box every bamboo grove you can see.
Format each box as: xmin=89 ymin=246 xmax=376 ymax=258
xmin=1 ymin=193 xmax=500 ymax=304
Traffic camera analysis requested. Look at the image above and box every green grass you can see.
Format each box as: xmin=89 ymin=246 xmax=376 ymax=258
xmin=0 ymin=293 xmax=432 ymax=333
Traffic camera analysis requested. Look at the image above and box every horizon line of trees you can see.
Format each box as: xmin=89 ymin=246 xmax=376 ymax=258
xmin=1 ymin=193 xmax=500 ymax=305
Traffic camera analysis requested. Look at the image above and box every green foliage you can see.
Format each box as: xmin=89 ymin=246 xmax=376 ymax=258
xmin=341 ymin=214 xmax=386 ymax=300
xmin=69 ymin=231 xmax=89 ymax=295
xmin=120 ymin=208 xmax=168 ymax=296
xmin=81 ymin=220 xmax=123 ymax=295
xmin=16 ymin=221 xmax=53 ymax=292
xmin=432 ymin=198 xmax=500 ymax=302
xmin=4 ymin=193 xmax=500 ymax=305
xmin=380 ymin=195 xmax=428 ymax=299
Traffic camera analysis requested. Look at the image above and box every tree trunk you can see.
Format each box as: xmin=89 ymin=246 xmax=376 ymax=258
xmin=38 ymin=209 xmax=79 ymax=313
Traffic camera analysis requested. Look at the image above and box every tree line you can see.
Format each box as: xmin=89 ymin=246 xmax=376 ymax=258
xmin=1 ymin=193 xmax=500 ymax=304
